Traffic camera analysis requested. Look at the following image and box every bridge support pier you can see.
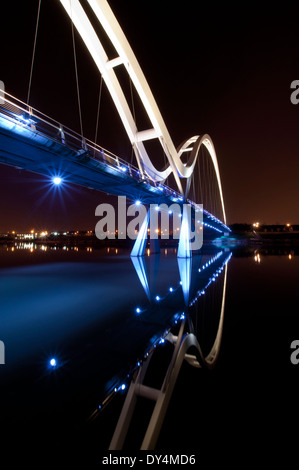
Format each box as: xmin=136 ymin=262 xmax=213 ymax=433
xmin=130 ymin=211 xmax=160 ymax=257
xmin=177 ymin=205 xmax=192 ymax=258
xmin=130 ymin=211 xmax=149 ymax=257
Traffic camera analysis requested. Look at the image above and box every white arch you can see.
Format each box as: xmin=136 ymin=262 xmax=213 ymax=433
xmin=59 ymin=0 xmax=227 ymax=224
xmin=177 ymin=134 xmax=227 ymax=224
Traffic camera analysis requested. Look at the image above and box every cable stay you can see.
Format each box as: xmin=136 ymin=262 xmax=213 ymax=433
xmin=70 ymin=5 xmax=84 ymax=141
xmin=27 ymin=0 xmax=42 ymax=107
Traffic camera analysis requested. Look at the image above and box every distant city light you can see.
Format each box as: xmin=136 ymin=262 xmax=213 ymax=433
xmin=52 ymin=177 xmax=62 ymax=185
xmin=253 ymin=222 xmax=260 ymax=228
xmin=254 ymin=253 xmax=261 ymax=263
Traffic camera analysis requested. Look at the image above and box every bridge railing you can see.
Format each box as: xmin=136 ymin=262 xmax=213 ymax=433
xmin=0 ymin=91 xmax=229 ymax=231
xmin=0 ymin=91 xmax=135 ymax=171
xmin=0 ymin=91 xmax=187 ymax=202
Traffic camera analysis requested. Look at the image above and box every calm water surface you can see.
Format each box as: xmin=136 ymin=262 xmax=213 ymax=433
xmin=0 ymin=243 xmax=298 ymax=466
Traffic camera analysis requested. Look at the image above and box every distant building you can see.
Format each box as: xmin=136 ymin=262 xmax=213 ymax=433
xmin=15 ymin=232 xmax=36 ymax=240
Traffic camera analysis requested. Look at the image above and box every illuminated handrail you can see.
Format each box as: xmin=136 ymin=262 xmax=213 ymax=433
xmin=0 ymin=91 xmax=183 ymax=196
xmin=0 ymin=91 xmax=136 ymax=172
xmin=0 ymin=91 xmax=230 ymax=231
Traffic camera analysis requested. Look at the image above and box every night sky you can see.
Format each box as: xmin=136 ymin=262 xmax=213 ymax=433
xmin=1 ymin=0 xmax=299 ymax=232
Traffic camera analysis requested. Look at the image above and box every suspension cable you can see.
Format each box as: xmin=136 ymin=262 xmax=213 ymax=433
xmin=70 ymin=7 xmax=84 ymax=138
xmin=27 ymin=0 xmax=42 ymax=106
xmin=94 ymin=75 xmax=103 ymax=145
xmin=129 ymin=77 xmax=136 ymax=164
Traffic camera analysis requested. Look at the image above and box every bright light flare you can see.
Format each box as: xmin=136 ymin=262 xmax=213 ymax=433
xmin=53 ymin=177 xmax=62 ymax=185
xmin=49 ymin=358 xmax=57 ymax=367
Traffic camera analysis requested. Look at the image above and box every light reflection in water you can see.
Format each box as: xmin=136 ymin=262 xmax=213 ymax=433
xmin=0 ymin=243 xmax=232 ymax=430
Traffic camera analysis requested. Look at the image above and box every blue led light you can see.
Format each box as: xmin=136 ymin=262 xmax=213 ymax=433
xmin=135 ymin=200 xmax=141 ymax=205
xmin=155 ymin=295 xmax=160 ymax=301
xmin=52 ymin=177 xmax=62 ymax=185
xmin=49 ymin=358 xmax=57 ymax=367
xmin=169 ymin=287 xmax=173 ymax=292
xmin=136 ymin=307 xmax=141 ymax=314
xmin=115 ymin=383 xmax=127 ymax=392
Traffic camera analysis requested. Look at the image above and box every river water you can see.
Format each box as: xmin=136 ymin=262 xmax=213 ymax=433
xmin=0 ymin=243 xmax=298 ymax=466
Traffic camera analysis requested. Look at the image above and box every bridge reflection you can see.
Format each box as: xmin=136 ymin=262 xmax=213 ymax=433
xmin=0 ymin=244 xmax=231 ymax=450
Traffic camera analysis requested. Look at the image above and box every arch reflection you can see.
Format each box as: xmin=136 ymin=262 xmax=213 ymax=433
xmin=109 ymin=250 xmax=231 ymax=449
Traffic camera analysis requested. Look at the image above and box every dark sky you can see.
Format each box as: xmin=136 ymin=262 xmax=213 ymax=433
xmin=1 ymin=0 xmax=299 ymax=231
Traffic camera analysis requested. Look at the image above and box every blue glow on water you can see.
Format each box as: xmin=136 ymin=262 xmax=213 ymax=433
xmin=0 ymin=243 xmax=233 ymax=436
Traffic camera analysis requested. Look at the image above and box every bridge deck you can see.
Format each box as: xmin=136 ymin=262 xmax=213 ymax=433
xmin=0 ymin=94 xmax=228 ymax=234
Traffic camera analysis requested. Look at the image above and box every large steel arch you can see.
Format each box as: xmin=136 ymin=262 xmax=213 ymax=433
xmin=59 ymin=0 xmax=227 ymax=224
xmin=177 ymin=134 xmax=227 ymax=224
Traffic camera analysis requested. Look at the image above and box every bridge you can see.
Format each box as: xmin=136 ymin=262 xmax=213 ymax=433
xmin=0 ymin=0 xmax=230 ymax=258
xmin=0 ymin=1 xmax=233 ymax=454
